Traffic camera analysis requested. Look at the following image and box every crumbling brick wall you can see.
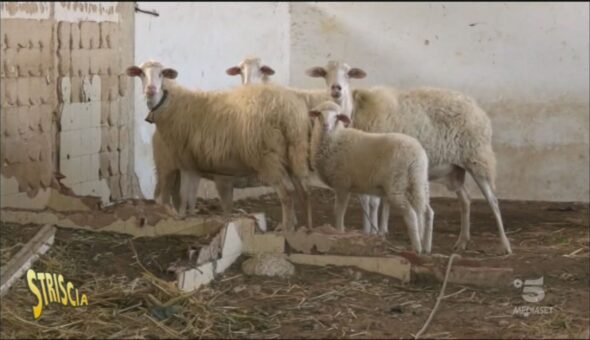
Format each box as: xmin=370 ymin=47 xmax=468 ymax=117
xmin=1 ymin=2 xmax=137 ymax=209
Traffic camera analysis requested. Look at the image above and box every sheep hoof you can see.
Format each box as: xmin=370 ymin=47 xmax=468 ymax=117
xmin=494 ymin=244 xmax=513 ymax=256
xmin=453 ymin=238 xmax=469 ymax=251
xmin=275 ymin=223 xmax=286 ymax=232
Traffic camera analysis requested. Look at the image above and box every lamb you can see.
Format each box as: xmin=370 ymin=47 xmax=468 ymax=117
xmin=306 ymin=60 xmax=512 ymax=254
xmin=127 ymin=60 xmax=313 ymax=231
xmin=226 ymin=57 xmax=276 ymax=84
xmin=309 ymin=101 xmax=433 ymax=254
xmin=228 ymin=59 xmax=382 ymax=231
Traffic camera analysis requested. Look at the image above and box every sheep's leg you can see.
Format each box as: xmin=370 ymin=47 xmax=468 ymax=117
xmin=170 ymin=170 xmax=182 ymax=212
xmin=334 ymin=191 xmax=351 ymax=232
xmin=453 ymin=187 xmax=471 ymax=250
xmin=470 ymin=174 xmax=512 ymax=254
xmin=274 ymin=182 xmax=297 ymax=231
xmin=359 ymin=195 xmax=377 ymax=234
xmin=422 ymin=204 xmax=434 ymax=254
xmin=369 ymin=196 xmax=380 ymax=234
xmin=379 ymin=201 xmax=390 ymax=236
xmin=179 ymin=170 xmax=199 ymax=217
xmin=389 ymin=195 xmax=422 ymax=254
xmin=214 ymin=178 xmax=234 ymax=216
xmin=291 ymin=176 xmax=313 ymax=229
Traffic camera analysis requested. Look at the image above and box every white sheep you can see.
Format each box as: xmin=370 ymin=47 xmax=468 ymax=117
xmin=226 ymin=57 xmax=275 ymax=84
xmin=228 ymin=59 xmax=381 ymax=231
xmin=309 ymin=101 xmax=433 ymax=254
xmin=307 ymin=60 xmax=512 ymax=254
xmin=127 ymin=60 xmax=312 ymax=231
xmin=153 ymin=56 xmax=274 ymax=215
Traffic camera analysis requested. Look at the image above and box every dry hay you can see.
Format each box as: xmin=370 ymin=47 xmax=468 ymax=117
xmin=0 ymin=223 xmax=275 ymax=339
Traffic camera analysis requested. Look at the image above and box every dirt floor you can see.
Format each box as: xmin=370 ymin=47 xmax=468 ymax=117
xmin=1 ymin=188 xmax=589 ymax=339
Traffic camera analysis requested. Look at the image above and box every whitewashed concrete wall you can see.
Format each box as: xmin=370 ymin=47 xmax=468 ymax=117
xmin=290 ymin=2 xmax=589 ymax=202
xmin=134 ymin=2 xmax=290 ymax=200
xmin=134 ymin=2 xmax=589 ymax=202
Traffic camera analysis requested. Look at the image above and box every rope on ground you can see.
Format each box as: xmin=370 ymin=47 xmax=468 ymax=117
xmin=414 ymin=253 xmax=460 ymax=339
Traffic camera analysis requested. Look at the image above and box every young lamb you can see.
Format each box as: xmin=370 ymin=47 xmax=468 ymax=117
xmin=309 ymin=101 xmax=433 ymax=254
xmin=226 ymin=57 xmax=276 ymax=84
xmin=227 ymin=59 xmax=381 ymax=232
xmin=127 ymin=60 xmax=313 ymax=231
xmin=307 ymin=60 xmax=512 ymax=254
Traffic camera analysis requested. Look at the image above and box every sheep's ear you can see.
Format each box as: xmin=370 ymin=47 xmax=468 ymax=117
xmin=162 ymin=68 xmax=178 ymax=79
xmin=260 ymin=65 xmax=275 ymax=75
xmin=336 ymin=114 xmax=351 ymax=127
xmin=309 ymin=110 xmax=321 ymax=118
xmin=226 ymin=66 xmax=241 ymax=76
xmin=348 ymin=68 xmax=366 ymax=79
xmin=126 ymin=66 xmax=143 ymax=77
xmin=306 ymin=67 xmax=327 ymax=78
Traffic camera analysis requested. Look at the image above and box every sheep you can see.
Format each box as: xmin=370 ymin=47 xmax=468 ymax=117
xmin=306 ymin=60 xmax=512 ymax=254
xmin=226 ymin=57 xmax=276 ymax=84
xmin=228 ymin=59 xmax=382 ymax=231
xmin=153 ymin=56 xmax=274 ymax=215
xmin=308 ymin=101 xmax=433 ymax=254
xmin=152 ymin=131 xmax=238 ymax=216
xmin=127 ymin=60 xmax=312 ymax=231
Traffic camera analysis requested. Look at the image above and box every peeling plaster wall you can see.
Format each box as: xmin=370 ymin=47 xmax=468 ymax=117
xmin=1 ymin=2 xmax=136 ymax=209
xmin=133 ymin=2 xmax=290 ymax=200
xmin=289 ymin=2 xmax=589 ymax=202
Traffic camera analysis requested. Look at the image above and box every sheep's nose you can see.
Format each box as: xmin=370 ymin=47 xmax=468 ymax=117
xmin=331 ymin=84 xmax=341 ymax=91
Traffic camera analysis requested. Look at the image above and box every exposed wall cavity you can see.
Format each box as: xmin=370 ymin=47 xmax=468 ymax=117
xmin=1 ymin=2 xmax=136 ymax=209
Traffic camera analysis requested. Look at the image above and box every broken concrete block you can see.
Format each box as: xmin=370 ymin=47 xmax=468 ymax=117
xmin=99 ymin=22 xmax=117 ymax=49
xmin=16 ymin=77 xmax=31 ymax=106
xmin=82 ymin=75 xmax=100 ymax=102
xmin=1 ymin=174 xmax=20 ymax=196
xmin=119 ymin=126 xmax=129 ymax=149
xmin=16 ymin=48 xmax=44 ymax=77
xmin=243 ymin=233 xmax=285 ymax=255
xmin=69 ymin=76 xmax=82 ymax=102
xmin=119 ymin=147 xmax=129 ymax=175
xmin=5 ymin=135 xmax=27 ymax=162
xmin=118 ymin=74 xmax=128 ymax=97
xmin=80 ymin=21 xmax=100 ymax=50
xmin=242 ymin=254 xmax=295 ymax=278
xmin=99 ymin=152 xmax=109 ymax=178
xmin=3 ymin=78 xmax=17 ymax=105
xmin=284 ymin=226 xmax=392 ymax=256
xmin=57 ymin=22 xmax=71 ymax=50
xmin=58 ymin=77 xmax=71 ymax=104
xmin=108 ymin=126 xmax=119 ymax=152
xmin=40 ymin=162 xmax=52 ymax=188
xmin=4 ymin=106 xmax=19 ymax=137
xmin=57 ymin=49 xmax=71 ymax=77
xmin=71 ymin=22 xmax=81 ymax=50
xmin=100 ymin=100 xmax=110 ymax=126
xmin=178 ymin=263 xmax=215 ymax=293
xmin=109 ymin=99 xmax=120 ymax=126
xmin=289 ymin=254 xmax=412 ymax=283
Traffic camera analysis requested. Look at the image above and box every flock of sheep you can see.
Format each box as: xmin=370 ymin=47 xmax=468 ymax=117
xmin=126 ymin=56 xmax=512 ymax=255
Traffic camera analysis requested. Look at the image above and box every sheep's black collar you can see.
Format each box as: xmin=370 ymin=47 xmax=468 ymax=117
xmin=145 ymin=90 xmax=169 ymax=124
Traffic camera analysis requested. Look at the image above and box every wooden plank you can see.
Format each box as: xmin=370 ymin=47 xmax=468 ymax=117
xmin=289 ymin=253 xmax=411 ymax=283
xmin=0 ymin=224 xmax=56 ymax=296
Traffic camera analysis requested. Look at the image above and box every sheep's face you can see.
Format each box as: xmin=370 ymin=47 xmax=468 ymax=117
xmin=226 ymin=57 xmax=275 ymax=84
xmin=126 ymin=60 xmax=178 ymax=107
xmin=306 ymin=61 xmax=366 ymax=101
xmin=309 ymin=102 xmax=351 ymax=132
